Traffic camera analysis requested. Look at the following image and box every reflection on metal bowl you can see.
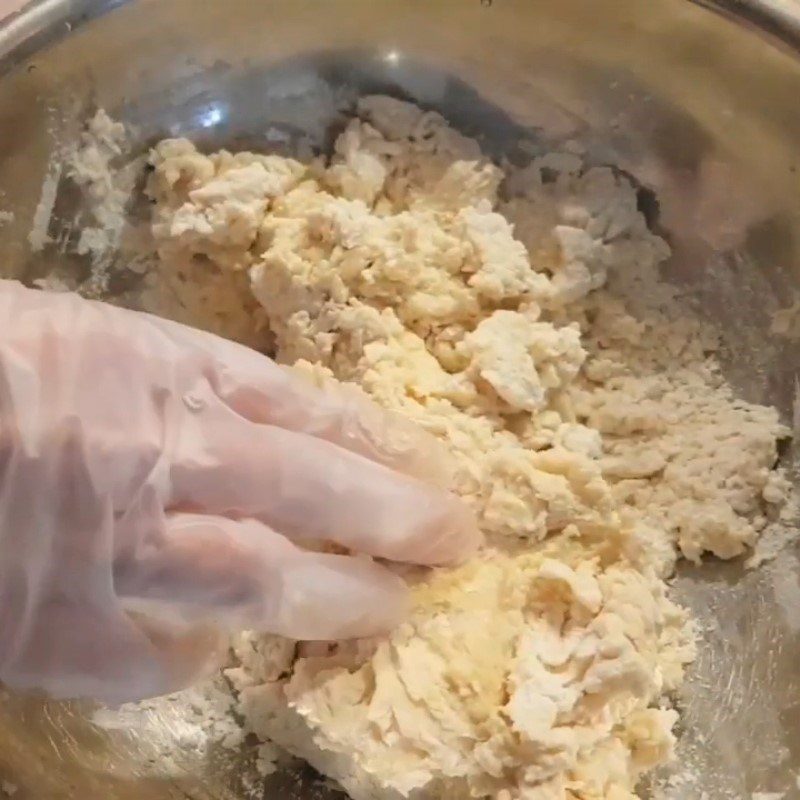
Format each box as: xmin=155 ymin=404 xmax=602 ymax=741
xmin=0 ymin=1 xmax=800 ymax=798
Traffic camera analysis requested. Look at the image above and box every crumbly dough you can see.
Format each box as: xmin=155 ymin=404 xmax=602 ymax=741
xmin=146 ymin=96 xmax=790 ymax=800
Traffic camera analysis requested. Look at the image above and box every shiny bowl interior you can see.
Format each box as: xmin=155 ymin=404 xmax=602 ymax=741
xmin=0 ymin=1 xmax=800 ymax=798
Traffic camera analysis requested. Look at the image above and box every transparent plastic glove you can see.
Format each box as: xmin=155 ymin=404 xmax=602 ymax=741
xmin=0 ymin=1 xmax=24 ymax=20
xmin=0 ymin=280 xmax=480 ymax=704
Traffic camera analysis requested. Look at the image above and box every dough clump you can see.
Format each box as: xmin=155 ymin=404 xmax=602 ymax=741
xmin=146 ymin=96 xmax=789 ymax=800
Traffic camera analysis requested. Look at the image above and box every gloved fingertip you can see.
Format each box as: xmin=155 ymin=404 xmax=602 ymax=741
xmin=263 ymin=554 xmax=410 ymax=641
xmin=411 ymin=492 xmax=484 ymax=566
xmin=440 ymin=497 xmax=484 ymax=563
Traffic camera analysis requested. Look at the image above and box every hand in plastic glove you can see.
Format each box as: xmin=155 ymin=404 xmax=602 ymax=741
xmin=0 ymin=0 xmax=24 ymax=20
xmin=0 ymin=280 xmax=479 ymax=704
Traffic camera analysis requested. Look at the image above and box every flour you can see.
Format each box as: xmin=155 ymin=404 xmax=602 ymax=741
xmin=91 ymin=677 xmax=248 ymax=774
xmin=66 ymin=109 xmax=143 ymax=293
xmin=140 ymin=96 xmax=794 ymax=800
xmin=746 ymin=497 xmax=800 ymax=569
xmin=28 ymin=159 xmax=60 ymax=252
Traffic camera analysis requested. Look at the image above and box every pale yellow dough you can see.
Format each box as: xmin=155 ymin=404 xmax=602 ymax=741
xmin=146 ymin=96 xmax=789 ymax=800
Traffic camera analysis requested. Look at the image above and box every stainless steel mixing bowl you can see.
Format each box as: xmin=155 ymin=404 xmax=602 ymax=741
xmin=1 ymin=1 xmax=800 ymax=798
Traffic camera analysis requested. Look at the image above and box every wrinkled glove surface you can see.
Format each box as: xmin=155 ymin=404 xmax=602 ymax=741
xmin=0 ymin=281 xmax=479 ymax=703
